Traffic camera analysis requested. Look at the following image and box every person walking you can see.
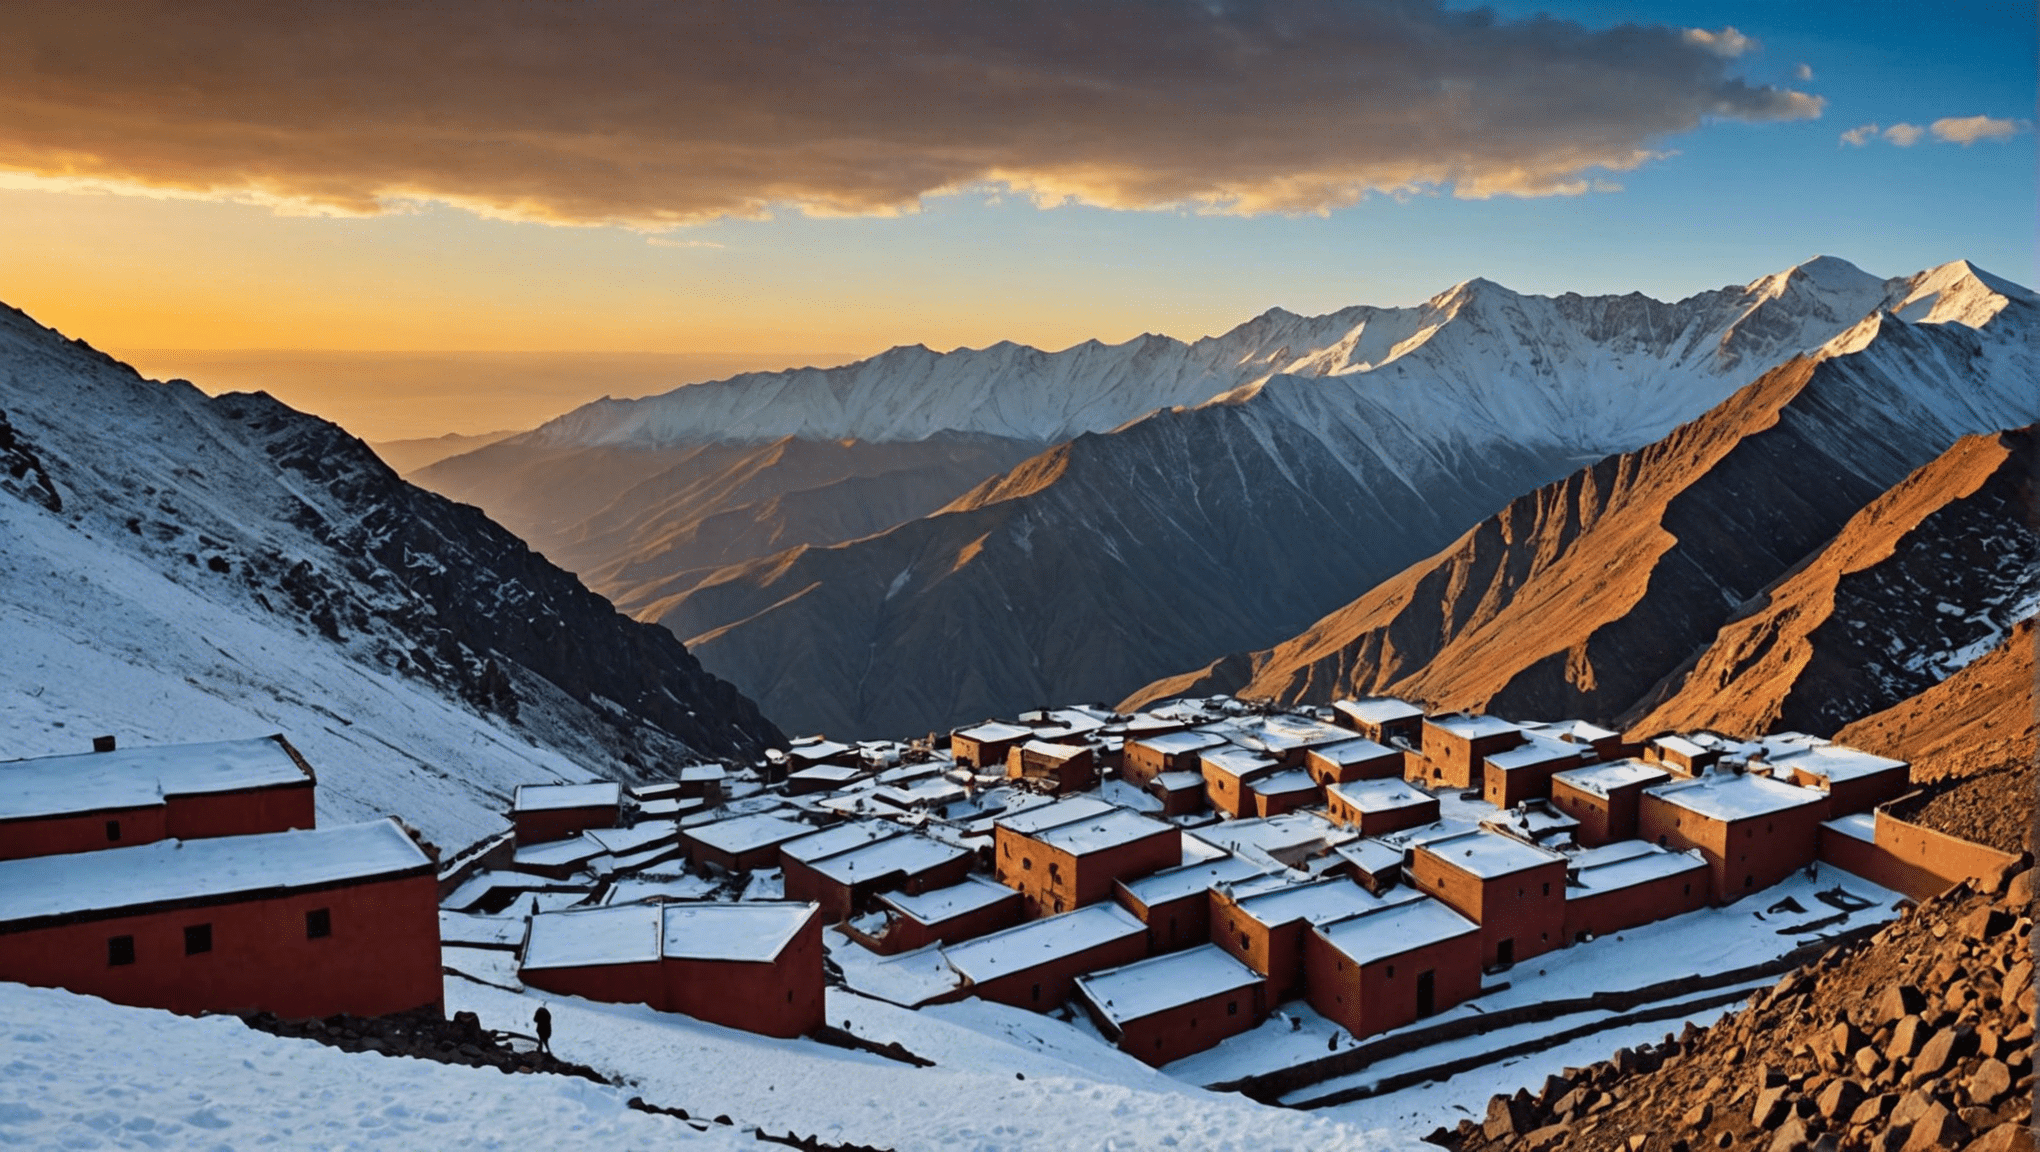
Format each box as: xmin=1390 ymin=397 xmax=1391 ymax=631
xmin=534 ymin=1005 xmax=553 ymax=1057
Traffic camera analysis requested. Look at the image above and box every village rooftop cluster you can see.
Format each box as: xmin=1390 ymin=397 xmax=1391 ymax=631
xmin=5 ymin=693 xmax=1979 ymax=1073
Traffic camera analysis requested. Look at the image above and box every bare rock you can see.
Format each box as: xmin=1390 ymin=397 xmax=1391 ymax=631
xmin=1913 ymin=1028 xmax=1977 ymax=1082
xmin=1960 ymin=1122 xmax=2037 ymax=1152
xmin=1755 ymin=1086 xmax=1793 ymax=1130
xmin=1685 ymin=1102 xmax=1714 ymax=1130
xmin=1818 ymin=1079 xmax=1865 ymax=1120
xmin=1969 ymin=1059 xmax=2012 ymax=1107
xmin=1486 ymin=1094 xmax=1534 ymax=1140
xmin=1899 ymin=1103 xmax=1970 ymax=1152
xmin=1878 ymin=985 xmax=1929 ymax=1023
xmin=1770 ymin=1117 xmax=1814 ymax=1152
xmin=1893 ymin=1016 xmax=1934 ymax=1058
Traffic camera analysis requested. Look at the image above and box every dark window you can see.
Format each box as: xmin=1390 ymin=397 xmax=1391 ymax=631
xmin=1496 ymin=938 xmax=1514 ymax=968
xmin=1021 ymin=857 xmax=1031 ymax=871
xmin=1227 ymin=1001 xmax=1238 ymax=1016
xmin=786 ymin=990 xmax=793 ymax=1003
xmin=1683 ymin=883 xmax=1691 ymax=896
xmin=305 ymin=908 xmax=332 ymax=939
xmin=1744 ymin=875 xmax=1754 ymax=889
xmin=108 ymin=935 xmax=135 ymax=966
xmin=1030 ymin=983 xmax=1041 ymax=1003
xmin=1386 ymin=964 xmax=1395 ymax=978
xmin=184 ymin=923 xmax=212 ymax=955
xmin=1542 ymin=882 xmax=1551 ymax=897
xmin=104 ymin=820 xmax=122 ymax=842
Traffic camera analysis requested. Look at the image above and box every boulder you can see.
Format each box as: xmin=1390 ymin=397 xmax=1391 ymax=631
xmin=1893 ymin=1016 xmax=1933 ymax=1057
xmin=1877 ymin=985 xmax=1928 ymax=1022
xmin=1486 ymin=1093 xmax=1534 ymax=1140
xmin=1684 ymin=1102 xmax=1714 ymax=1130
xmin=1755 ymin=1086 xmax=1793 ymax=1130
xmin=1817 ymin=1079 xmax=1865 ymax=1120
xmin=1912 ymin=1028 xmax=1977 ymax=1082
xmin=1769 ymin=1117 xmax=1814 ymax=1152
xmin=1961 ymin=1122 xmax=2037 ymax=1152
xmin=1899 ymin=1103 xmax=1970 ymax=1152
xmin=1969 ymin=1058 xmax=2012 ymax=1107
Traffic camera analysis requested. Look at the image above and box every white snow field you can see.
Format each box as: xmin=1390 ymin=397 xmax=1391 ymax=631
xmin=0 ymin=981 xmax=753 ymax=1151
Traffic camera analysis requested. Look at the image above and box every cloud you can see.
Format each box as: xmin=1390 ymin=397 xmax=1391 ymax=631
xmin=1931 ymin=115 xmax=2025 ymax=145
xmin=1795 ymin=63 xmax=1814 ymax=82
xmin=1883 ymin=123 xmax=1926 ymax=147
xmin=1839 ymin=124 xmax=1879 ymax=147
xmin=645 ymin=237 xmax=726 ymax=250
xmin=0 ymin=1 xmax=1824 ymax=227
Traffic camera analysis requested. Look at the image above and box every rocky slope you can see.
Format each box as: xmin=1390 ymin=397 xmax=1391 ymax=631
xmin=1835 ymin=619 xmax=2036 ymax=787
xmin=643 ymin=258 xmax=1980 ymax=738
xmin=1444 ymin=866 xmax=2035 ymax=1152
xmin=1129 ymin=263 xmax=2037 ymax=733
xmin=0 ymin=303 xmax=781 ymax=846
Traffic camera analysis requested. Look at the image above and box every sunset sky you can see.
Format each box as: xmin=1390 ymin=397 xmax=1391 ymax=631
xmin=0 ymin=0 xmax=2029 ymax=439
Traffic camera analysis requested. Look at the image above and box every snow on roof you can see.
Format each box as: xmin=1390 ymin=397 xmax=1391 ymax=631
xmin=1333 ymin=698 xmax=1425 ymax=725
xmin=1310 ymin=737 xmax=1400 ymax=765
xmin=1653 ymin=735 xmax=1711 ymax=760
xmin=1645 ymin=772 xmax=1827 ymax=822
xmin=780 ymin=821 xmax=900 ymax=865
xmin=678 ymin=765 xmax=729 ymax=783
xmin=1198 ymin=746 xmax=1279 ymax=779
xmin=1328 ymin=779 xmax=1435 ymax=812
xmin=1551 ymin=759 xmax=1671 ymax=797
xmin=684 ymin=812 xmax=815 ymax=856
xmin=637 ymin=797 xmax=705 ymax=818
xmin=1222 ymin=714 xmax=1354 ymax=754
xmin=439 ymin=910 xmax=530 ymax=949
xmin=0 ymin=735 xmax=310 ymax=822
xmin=995 ymin=795 xmax=1115 ymax=836
xmin=1247 ymin=769 xmax=1318 ymax=798
xmin=1769 ymin=743 xmax=1908 ymax=784
xmin=0 ymin=818 xmax=432 ymax=926
xmin=1016 ymin=739 xmax=1088 ymax=763
xmin=1426 ymin=714 xmax=1524 ymax=741
xmin=521 ymin=903 xmax=662 ymax=971
xmin=1417 ymin=829 xmax=1566 ymax=879
xmin=953 ymin=721 xmax=1032 ymax=743
xmin=1569 ymin=841 xmax=1707 ymax=893
xmin=1124 ymin=714 xmax=1189 ymax=735
xmin=512 ymin=835 xmax=608 ymax=869
xmin=1076 ymin=943 xmax=1262 ymax=1029
xmin=585 ymin=822 xmax=680 ymax=857
xmin=662 ymin=901 xmax=817 ymax=963
xmin=1229 ymin=876 xmax=1404 ymax=929
xmin=788 ymin=765 xmax=864 ymax=784
xmin=512 ymin=782 xmax=622 ymax=813
xmin=602 ymin=874 xmax=717 ymax=905
xmin=1033 ymin=809 xmax=1176 ymax=857
xmin=1554 ymin=720 xmax=1620 ymax=743
xmin=1333 ymin=837 xmax=1404 ymax=875
xmin=942 ymin=904 xmax=1145 ymax=984
xmin=880 ymin=875 xmax=1019 ymax=926
xmin=1130 ymin=730 xmax=1231 ymax=757
xmin=1191 ymin=812 xmax=1353 ymax=863
xmin=1150 ymin=770 xmax=1204 ymax=793
xmin=808 ymin=834 xmax=968 ymax=885
xmin=1822 ymin=812 xmax=1877 ymax=844
xmin=440 ymin=869 xmax=567 ymax=911
xmin=1315 ymin=896 xmax=1478 ymax=966
xmin=1115 ymin=855 xmax=1269 ymax=908
xmin=1485 ymin=733 xmax=1593 ymax=771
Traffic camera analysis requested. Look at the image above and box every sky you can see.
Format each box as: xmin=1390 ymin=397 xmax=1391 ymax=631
xmin=0 ymin=0 xmax=2029 ymax=440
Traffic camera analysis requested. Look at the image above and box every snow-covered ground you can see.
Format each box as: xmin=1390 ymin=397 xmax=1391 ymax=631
xmin=0 ymin=981 xmax=752 ymax=1151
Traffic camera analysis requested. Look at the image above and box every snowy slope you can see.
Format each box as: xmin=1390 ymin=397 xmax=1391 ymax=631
xmin=0 ymin=305 xmax=780 ymax=848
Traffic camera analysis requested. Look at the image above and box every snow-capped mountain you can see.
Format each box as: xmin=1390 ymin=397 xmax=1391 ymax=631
xmin=1127 ymin=264 xmax=2039 ymax=733
xmin=0 ymin=304 xmax=782 ymax=848
xmin=636 ymin=259 xmax=2028 ymax=739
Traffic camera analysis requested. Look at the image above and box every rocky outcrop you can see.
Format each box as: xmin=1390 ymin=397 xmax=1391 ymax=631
xmin=1836 ymin=618 xmax=2037 ymax=788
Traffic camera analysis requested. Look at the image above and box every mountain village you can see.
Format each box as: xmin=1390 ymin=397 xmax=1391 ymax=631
xmin=0 ymin=692 xmax=2017 ymax=1100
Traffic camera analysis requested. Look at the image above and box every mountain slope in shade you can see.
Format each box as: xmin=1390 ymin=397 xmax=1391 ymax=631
xmin=0 ymin=304 xmax=781 ymax=846
xmin=1833 ymin=616 xmax=2036 ymax=786
xmin=370 ymin=429 xmax=517 ymax=474
xmin=657 ymin=259 xmax=1993 ymax=739
xmin=1629 ymin=425 xmax=2038 ymax=737
xmin=1126 ymin=263 xmax=2037 ymax=730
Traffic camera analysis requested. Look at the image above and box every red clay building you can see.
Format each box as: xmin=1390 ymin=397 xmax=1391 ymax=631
xmin=1217 ymin=715 xmax=1355 ymax=769
xmin=1638 ymin=773 xmax=1829 ymax=902
xmin=784 ymin=830 xmax=971 ymax=922
xmin=1121 ymin=731 xmax=1229 ymax=789
xmin=1331 ymin=698 xmax=1426 ymax=748
xmin=1763 ymin=741 xmax=1911 ymax=816
xmin=1146 ymin=771 xmax=1208 ymax=816
xmin=1548 ymin=760 xmax=1672 ymax=847
xmin=1305 ymin=895 xmax=1481 ymax=1039
xmin=1075 ymin=943 xmax=1266 ymax=1065
xmin=1006 ymin=740 xmax=1098 ymax=795
xmin=0 ymin=735 xmax=316 ymax=861
xmin=1409 ymin=829 xmax=1568 ymax=970
xmin=1645 ymin=735 xmax=1721 ymax=777
xmin=1326 ymin=779 xmax=1440 ymax=837
xmin=1113 ymin=855 xmax=1269 ymax=954
xmin=682 ymin=811 xmax=815 ymax=874
xmin=1246 ymin=770 xmax=1321 ymax=818
xmin=521 ymin=900 xmax=824 ymax=1038
xmin=510 ymin=782 xmax=622 ymax=848
xmin=1416 ymin=714 xmax=1526 ymax=790
xmin=1305 ymin=737 xmax=1404 ymax=788
xmin=1560 ymin=840 xmax=1710 ymax=943
xmin=1209 ymin=875 xmax=1396 ymax=1001
xmin=1481 ymin=733 xmax=1596 ymax=809
xmin=995 ymin=799 xmax=1179 ymax=918
xmin=867 ymin=876 xmax=1023 ymax=953
xmin=1199 ymin=746 xmax=1281 ymax=818
xmin=941 ymin=903 xmax=1148 ymax=1011
xmin=949 ymin=722 xmax=1034 ymax=770
xmin=0 ymin=818 xmax=441 ymax=1019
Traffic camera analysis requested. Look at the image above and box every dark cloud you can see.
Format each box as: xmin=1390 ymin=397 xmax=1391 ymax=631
xmin=0 ymin=1 xmax=1820 ymax=225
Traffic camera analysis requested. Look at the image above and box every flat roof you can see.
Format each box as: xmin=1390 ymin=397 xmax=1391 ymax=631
xmin=1249 ymin=769 xmax=1319 ymax=798
xmin=0 ymin=819 xmax=431 ymax=926
xmin=880 ymin=876 xmax=1019 ymax=926
xmin=788 ymin=765 xmax=864 ymax=783
xmin=1329 ymin=779 xmax=1435 ymax=812
xmin=1315 ymin=896 xmax=1478 ymax=966
xmin=0 ymin=735 xmax=311 ymax=822
xmin=1551 ymin=760 xmax=1670 ymax=797
xmin=1554 ymin=720 xmax=1620 ymax=743
xmin=1653 ymin=735 xmax=1711 ymax=759
xmin=1485 ymin=734 xmax=1591 ymax=771
xmin=585 ymin=822 xmax=680 ymax=857
xmin=1416 ymin=829 xmax=1566 ymax=879
xmin=787 ymin=738 xmax=853 ymax=761
xmin=953 ymin=721 xmax=1032 ymax=743
xmin=1076 ymin=943 xmax=1262 ymax=1028
xmin=1116 ymin=855 xmax=1269 ymax=908
xmin=1130 ymin=730 xmax=1231 ymax=757
xmin=1767 ymin=742 xmax=1908 ymax=784
xmin=1199 ymin=746 xmax=1280 ymax=779
xmin=512 ymin=835 xmax=608 ymax=869
xmin=1333 ymin=837 xmax=1404 ymax=875
xmin=1822 ymin=812 xmax=1877 ymax=844
xmin=1333 ymin=698 xmax=1425 ymax=725
xmin=1426 ymin=714 xmax=1523 ymax=741
xmin=678 ymin=765 xmax=729 ymax=782
xmin=522 ymin=903 xmax=662 ymax=970
xmin=684 ymin=812 xmax=815 ymax=856
xmin=1230 ymin=876 xmax=1406 ymax=929
xmin=781 ymin=821 xmax=900 ymax=865
xmin=662 ymin=901 xmax=816 ymax=963
xmin=513 ymin=782 xmax=622 ymax=813
xmin=1223 ymin=715 xmax=1355 ymax=753
xmin=1015 ymin=740 xmax=1089 ymax=763
xmin=1033 ymin=809 xmax=1177 ymax=857
xmin=1569 ymin=841 xmax=1707 ymax=893
xmin=943 ymin=904 xmax=1145 ymax=985
xmin=1151 ymin=770 xmax=1205 ymax=793
xmin=808 ymin=834 xmax=967 ymax=885
xmin=994 ymin=795 xmax=1115 ymax=836
xmin=1644 ymin=772 xmax=1827 ymax=822
xmin=1310 ymin=737 xmax=1401 ymax=765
